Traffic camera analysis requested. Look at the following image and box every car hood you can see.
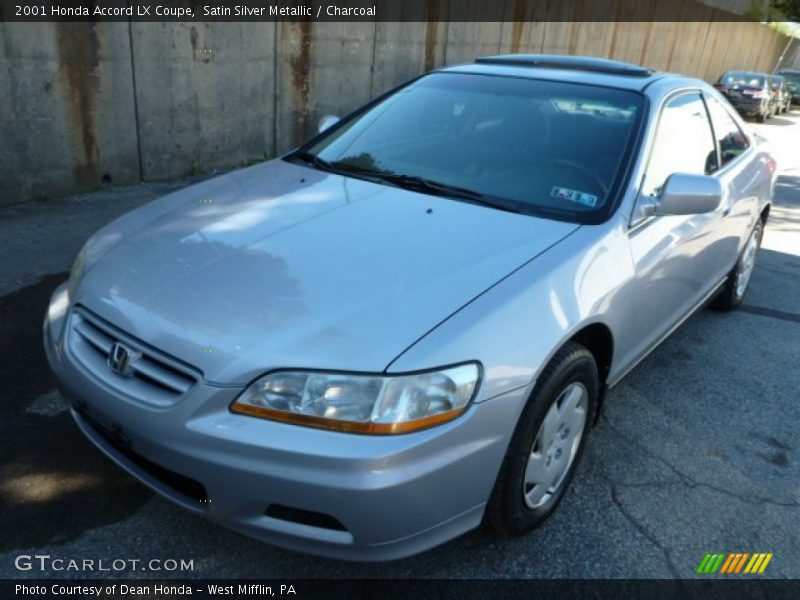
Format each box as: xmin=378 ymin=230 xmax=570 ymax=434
xmin=76 ymin=160 xmax=579 ymax=385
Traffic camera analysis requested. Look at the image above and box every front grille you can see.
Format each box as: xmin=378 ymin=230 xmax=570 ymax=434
xmin=68 ymin=306 xmax=200 ymax=407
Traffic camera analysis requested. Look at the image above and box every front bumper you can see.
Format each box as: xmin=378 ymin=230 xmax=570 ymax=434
xmin=44 ymin=284 xmax=524 ymax=560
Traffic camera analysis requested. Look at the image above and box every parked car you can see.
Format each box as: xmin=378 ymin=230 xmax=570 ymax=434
xmin=768 ymin=74 xmax=792 ymax=114
xmin=714 ymin=71 xmax=775 ymax=122
xmin=45 ymin=54 xmax=775 ymax=561
xmin=776 ymin=69 xmax=800 ymax=106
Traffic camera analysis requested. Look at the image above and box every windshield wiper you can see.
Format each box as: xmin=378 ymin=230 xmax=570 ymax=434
xmin=359 ymin=172 xmax=521 ymax=214
xmin=288 ymin=151 xmax=342 ymax=174
xmin=288 ymin=153 xmax=520 ymax=214
xmin=288 ymin=153 xmax=392 ymax=185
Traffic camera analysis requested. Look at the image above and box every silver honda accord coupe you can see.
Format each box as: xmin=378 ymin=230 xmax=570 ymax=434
xmin=45 ymin=55 xmax=775 ymax=560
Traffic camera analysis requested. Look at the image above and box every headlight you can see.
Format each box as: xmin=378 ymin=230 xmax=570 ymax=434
xmin=231 ymin=363 xmax=480 ymax=434
xmin=67 ymin=247 xmax=86 ymax=299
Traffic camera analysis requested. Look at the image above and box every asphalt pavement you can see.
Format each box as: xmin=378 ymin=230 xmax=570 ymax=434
xmin=1 ymin=112 xmax=798 ymax=579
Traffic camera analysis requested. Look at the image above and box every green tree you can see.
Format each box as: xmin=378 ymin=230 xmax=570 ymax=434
xmin=771 ymin=0 xmax=800 ymax=20
xmin=746 ymin=0 xmax=800 ymax=21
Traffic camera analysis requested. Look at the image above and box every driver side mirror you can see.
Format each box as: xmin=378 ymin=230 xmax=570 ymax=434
xmin=650 ymin=173 xmax=723 ymax=217
xmin=318 ymin=115 xmax=340 ymax=134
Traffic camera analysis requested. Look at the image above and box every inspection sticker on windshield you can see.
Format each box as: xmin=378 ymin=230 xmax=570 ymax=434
xmin=551 ymin=186 xmax=598 ymax=208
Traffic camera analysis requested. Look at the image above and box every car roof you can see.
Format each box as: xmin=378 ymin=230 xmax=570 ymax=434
xmin=722 ymin=70 xmax=766 ymax=77
xmin=437 ymin=54 xmax=675 ymax=92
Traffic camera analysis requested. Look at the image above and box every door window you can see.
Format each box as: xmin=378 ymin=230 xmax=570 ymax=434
xmin=705 ymin=96 xmax=750 ymax=170
xmin=641 ymin=93 xmax=717 ymax=197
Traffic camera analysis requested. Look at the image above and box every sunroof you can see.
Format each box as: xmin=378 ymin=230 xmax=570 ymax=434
xmin=475 ymin=54 xmax=653 ymax=78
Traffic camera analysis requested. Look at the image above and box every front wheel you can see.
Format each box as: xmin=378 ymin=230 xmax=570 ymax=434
xmin=486 ymin=342 xmax=598 ymax=536
xmin=711 ymin=220 xmax=763 ymax=311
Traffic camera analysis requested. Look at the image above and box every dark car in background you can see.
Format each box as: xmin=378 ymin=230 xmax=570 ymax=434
xmin=768 ymin=75 xmax=791 ymax=114
xmin=777 ymin=69 xmax=800 ymax=106
xmin=715 ymin=71 xmax=774 ymax=122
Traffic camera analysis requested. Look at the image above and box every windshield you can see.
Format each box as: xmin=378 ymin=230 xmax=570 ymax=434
xmin=769 ymin=76 xmax=783 ymax=89
xmin=722 ymin=72 xmax=765 ymax=87
xmin=778 ymin=71 xmax=800 ymax=87
xmin=294 ymin=73 xmax=644 ymax=222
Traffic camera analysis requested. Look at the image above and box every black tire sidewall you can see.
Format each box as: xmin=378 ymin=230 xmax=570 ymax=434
xmin=732 ymin=220 xmax=764 ymax=304
xmin=711 ymin=219 xmax=764 ymax=311
xmin=490 ymin=344 xmax=598 ymax=534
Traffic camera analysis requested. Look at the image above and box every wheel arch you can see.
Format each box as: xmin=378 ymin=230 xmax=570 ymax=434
xmin=568 ymin=322 xmax=614 ymax=385
xmin=564 ymin=322 xmax=614 ymax=423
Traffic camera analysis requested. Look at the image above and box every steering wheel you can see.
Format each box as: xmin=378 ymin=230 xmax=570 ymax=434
xmin=539 ymin=159 xmax=609 ymax=197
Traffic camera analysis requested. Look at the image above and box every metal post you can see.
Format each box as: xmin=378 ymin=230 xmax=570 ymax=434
xmin=774 ymin=23 xmax=800 ymax=72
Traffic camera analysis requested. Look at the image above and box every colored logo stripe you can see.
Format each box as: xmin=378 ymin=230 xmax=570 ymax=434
xmin=744 ymin=553 xmax=773 ymax=574
xmin=719 ymin=553 xmax=736 ymax=573
xmin=721 ymin=553 xmax=749 ymax=573
xmin=698 ymin=552 xmax=773 ymax=574
xmin=696 ymin=553 xmax=725 ymax=573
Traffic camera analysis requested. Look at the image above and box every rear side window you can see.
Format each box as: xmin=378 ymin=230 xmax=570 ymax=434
xmin=641 ymin=93 xmax=717 ymax=197
xmin=705 ymin=96 xmax=749 ymax=169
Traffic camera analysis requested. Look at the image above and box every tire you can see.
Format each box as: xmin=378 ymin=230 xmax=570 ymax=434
xmin=486 ymin=341 xmax=598 ymax=536
xmin=756 ymin=112 xmax=766 ymax=123
xmin=710 ymin=220 xmax=763 ymax=312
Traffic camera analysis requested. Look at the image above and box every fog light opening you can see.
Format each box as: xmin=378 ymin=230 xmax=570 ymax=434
xmin=264 ymin=504 xmax=348 ymax=532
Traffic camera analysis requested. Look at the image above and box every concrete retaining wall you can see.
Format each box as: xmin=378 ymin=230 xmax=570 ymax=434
xmin=1 ymin=23 xmax=140 ymax=203
xmin=130 ymin=22 xmax=277 ymax=181
xmin=0 ymin=3 xmax=791 ymax=205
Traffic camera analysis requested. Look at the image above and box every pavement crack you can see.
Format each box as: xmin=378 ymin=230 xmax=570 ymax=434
xmin=599 ymin=412 xmax=800 ymax=509
xmin=601 ymin=471 xmax=682 ymax=579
